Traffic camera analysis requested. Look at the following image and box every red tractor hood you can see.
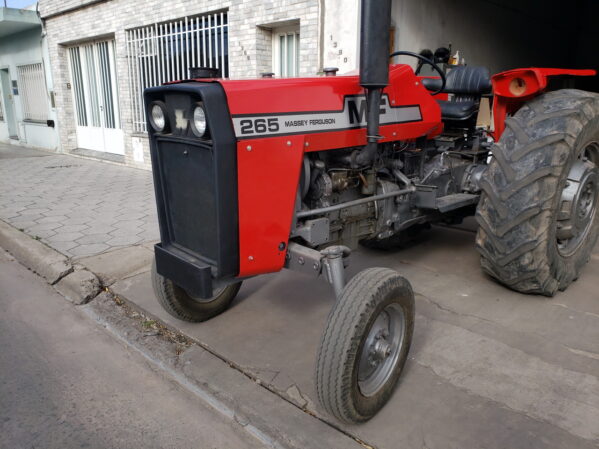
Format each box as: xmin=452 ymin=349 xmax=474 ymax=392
xmin=186 ymin=64 xmax=443 ymax=149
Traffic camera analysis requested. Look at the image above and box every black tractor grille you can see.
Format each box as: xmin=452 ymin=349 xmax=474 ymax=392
xmin=145 ymin=82 xmax=239 ymax=281
xmin=156 ymin=137 xmax=218 ymax=262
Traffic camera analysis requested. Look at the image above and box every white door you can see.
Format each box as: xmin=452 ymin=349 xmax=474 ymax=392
xmin=68 ymin=40 xmax=124 ymax=155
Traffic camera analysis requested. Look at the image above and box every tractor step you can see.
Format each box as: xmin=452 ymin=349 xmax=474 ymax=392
xmin=436 ymin=193 xmax=479 ymax=213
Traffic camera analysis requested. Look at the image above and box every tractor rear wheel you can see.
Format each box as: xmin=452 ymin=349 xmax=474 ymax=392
xmin=151 ymin=259 xmax=241 ymax=322
xmin=476 ymin=89 xmax=599 ymax=296
xmin=315 ymin=267 xmax=414 ymax=423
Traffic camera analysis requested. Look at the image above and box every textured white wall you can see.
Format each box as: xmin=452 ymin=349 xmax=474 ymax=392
xmin=322 ymin=0 xmax=359 ymax=75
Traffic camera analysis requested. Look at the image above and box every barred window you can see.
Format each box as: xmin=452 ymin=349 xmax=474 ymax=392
xmin=17 ymin=63 xmax=49 ymax=122
xmin=126 ymin=12 xmax=229 ymax=133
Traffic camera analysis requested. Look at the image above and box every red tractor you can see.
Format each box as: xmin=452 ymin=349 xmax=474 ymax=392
xmin=144 ymin=0 xmax=598 ymax=423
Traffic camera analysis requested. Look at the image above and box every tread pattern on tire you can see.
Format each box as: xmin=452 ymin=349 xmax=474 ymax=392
xmin=315 ymin=267 xmax=414 ymax=423
xmin=476 ymin=89 xmax=599 ymax=296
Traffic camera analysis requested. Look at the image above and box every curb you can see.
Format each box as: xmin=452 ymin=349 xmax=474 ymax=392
xmin=83 ymin=292 xmax=364 ymax=449
xmin=0 ymin=219 xmax=100 ymax=304
xmin=0 ymin=219 xmax=72 ymax=284
xmin=55 ymin=268 xmax=101 ymax=304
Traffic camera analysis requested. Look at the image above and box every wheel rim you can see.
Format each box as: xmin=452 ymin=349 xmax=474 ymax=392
xmin=556 ymin=142 xmax=599 ymax=256
xmin=357 ymin=303 xmax=406 ymax=397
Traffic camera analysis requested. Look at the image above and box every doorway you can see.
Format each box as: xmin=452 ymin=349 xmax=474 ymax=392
xmin=68 ymin=40 xmax=124 ymax=155
xmin=1 ymin=68 xmax=18 ymax=140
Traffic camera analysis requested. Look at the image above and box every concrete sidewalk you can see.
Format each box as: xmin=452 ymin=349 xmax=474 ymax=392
xmin=1 ymin=142 xmax=598 ymax=449
xmin=0 ymin=142 xmax=158 ymax=258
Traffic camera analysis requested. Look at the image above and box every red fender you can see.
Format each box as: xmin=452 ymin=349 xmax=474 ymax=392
xmin=491 ymin=68 xmax=596 ymax=140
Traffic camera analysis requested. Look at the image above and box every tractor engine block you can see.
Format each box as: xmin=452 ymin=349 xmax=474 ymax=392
xmin=292 ymin=138 xmax=485 ymax=249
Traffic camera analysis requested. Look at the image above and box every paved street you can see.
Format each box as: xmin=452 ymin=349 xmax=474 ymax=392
xmin=1 ymin=142 xmax=598 ymax=449
xmin=0 ymin=248 xmax=262 ymax=449
xmin=0 ymin=143 xmax=158 ymax=258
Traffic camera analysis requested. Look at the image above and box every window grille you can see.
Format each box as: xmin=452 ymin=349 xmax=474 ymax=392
xmin=16 ymin=63 xmax=49 ymax=122
xmin=126 ymin=12 xmax=229 ymax=133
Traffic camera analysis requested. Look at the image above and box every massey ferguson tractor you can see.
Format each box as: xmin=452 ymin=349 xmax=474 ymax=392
xmin=144 ymin=0 xmax=598 ymax=423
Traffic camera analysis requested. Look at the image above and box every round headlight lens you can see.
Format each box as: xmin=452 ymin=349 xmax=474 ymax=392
xmin=150 ymin=103 xmax=166 ymax=132
xmin=191 ymin=104 xmax=207 ymax=137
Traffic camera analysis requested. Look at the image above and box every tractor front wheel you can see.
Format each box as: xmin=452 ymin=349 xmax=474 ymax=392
xmin=476 ymin=89 xmax=599 ymax=296
xmin=151 ymin=259 xmax=241 ymax=322
xmin=315 ymin=267 xmax=415 ymax=423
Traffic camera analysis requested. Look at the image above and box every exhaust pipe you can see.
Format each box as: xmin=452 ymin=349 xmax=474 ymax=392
xmin=352 ymin=0 xmax=392 ymax=167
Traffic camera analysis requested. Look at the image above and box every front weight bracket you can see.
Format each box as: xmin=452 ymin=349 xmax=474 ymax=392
xmin=284 ymin=242 xmax=351 ymax=299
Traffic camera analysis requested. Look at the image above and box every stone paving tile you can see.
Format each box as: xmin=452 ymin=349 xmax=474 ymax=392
xmin=60 ymin=224 xmax=90 ymax=233
xmin=47 ymin=232 xmax=85 ymax=242
xmin=31 ymin=229 xmax=57 ymax=239
xmin=85 ymin=225 xmax=117 ymax=235
xmin=0 ymin=151 xmax=159 ymax=258
xmin=49 ymin=241 xmax=79 ymax=253
xmin=106 ymin=235 xmax=143 ymax=247
xmin=37 ymin=215 xmax=68 ymax=224
xmin=9 ymin=220 xmax=38 ymax=230
xmin=28 ymin=222 xmax=62 ymax=232
xmin=10 ymin=213 xmax=44 ymax=222
xmin=69 ymin=243 xmax=110 ymax=257
xmin=76 ymin=233 xmax=113 ymax=245
xmin=64 ymin=216 xmax=93 ymax=225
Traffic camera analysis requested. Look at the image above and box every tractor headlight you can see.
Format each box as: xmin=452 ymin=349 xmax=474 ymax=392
xmin=149 ymin=101 xmax=167 ymax=132
xmin=191 ymin=103 xmax=207 ymax=137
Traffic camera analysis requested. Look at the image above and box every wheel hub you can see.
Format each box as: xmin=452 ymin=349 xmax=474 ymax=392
xmin=557 ymin=151 xmax=598 ymax=256
xmin=357 ymin=304 xmax=405 ymax=397
xmin=373 ymin=340 xmax=392 ymax=361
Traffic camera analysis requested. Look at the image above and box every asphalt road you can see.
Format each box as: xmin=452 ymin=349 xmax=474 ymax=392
xmin=0 ymin=248 xmax=261 ymax=449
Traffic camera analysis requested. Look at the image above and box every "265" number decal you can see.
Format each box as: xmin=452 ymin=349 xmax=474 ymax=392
xmin=239 ymin=118 xmax=280 ymax=135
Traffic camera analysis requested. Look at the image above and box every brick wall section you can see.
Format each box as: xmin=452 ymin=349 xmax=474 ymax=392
xmin=41 ymin=0 xmax=103 ymax=18
xmin=38 ymin=0 xmax=320 ymax=169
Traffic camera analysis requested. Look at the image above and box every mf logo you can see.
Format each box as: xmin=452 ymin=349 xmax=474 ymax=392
xmin=347 ymin=96 xmax=389 ymax=125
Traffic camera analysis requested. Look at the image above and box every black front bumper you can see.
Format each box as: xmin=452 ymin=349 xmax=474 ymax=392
xmin=145 ymin=82 xmax=239 ymax=299
xmin=154 ymin=243 xmax=213 ymax=298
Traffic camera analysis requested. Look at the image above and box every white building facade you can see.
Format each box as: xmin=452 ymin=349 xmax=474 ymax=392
xmin=37 ymin=0 xmax=594 ymax=169
xmin=0 ymin=6 xmax=59 ymax=150
xmin=38 ymin=0 xmax=326 ymax=169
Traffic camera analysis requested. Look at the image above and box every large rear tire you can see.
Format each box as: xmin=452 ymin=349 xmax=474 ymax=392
xmin=315 ymin=267 xmax=414 ymax=423
xmin=151 ymin=259 xmax=241 ymax=322
xmin=476 ymin=89 xmax=599 ymax=296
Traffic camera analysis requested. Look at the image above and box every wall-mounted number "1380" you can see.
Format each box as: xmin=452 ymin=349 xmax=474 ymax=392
xmin=239 ymin=118 xmax=280 ymax=135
